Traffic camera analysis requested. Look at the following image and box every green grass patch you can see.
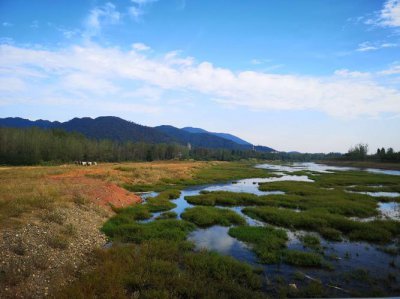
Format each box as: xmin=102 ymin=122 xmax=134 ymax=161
xmin=300 ymin=234 xmax=322 ymax=251
xmin=102 ymin=219 xmax=196 ymax=243
xmin=282 ymin=250 xmax=324 ymax=267
xmin=59 ymin=240 xmax=266 ymax=299
xmin=156 ymin=211 xmax=177 ymax=220
xmin=243 ymin=206 xmax=399 ymax=244
xmin=258 ymin=181 xmax=379 ymax=218
xmin=185 ymin=191 xmax=267 ymax=206
xmin=146 ymin=189 xmax=180 ymax=212
xmin=181 ymin=206 xmax=246 ymax=227
xmin=228 ymin=226 xmax=288 ymax=263
xmin=314 ymin=170 xmax=400 ymax=188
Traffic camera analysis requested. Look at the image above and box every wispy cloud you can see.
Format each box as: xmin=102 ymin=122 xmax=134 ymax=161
xmin=365 ymin=0 xmax=400 ymax=28
xmin=378 ymin=62 xmax=400 ymax=75
xmin=84 ymin=2 xmax=121 ymax=38
xmin=128 ymin=0 xmax=158 ymax=21
xmin=356 ymin=41 xmax=398 ymax=52
xmin=380 ymin=0 xmax=400 ymax=27
xmin=2 ymin=22 xmax=13 ymax=27
xmin=250 ymin=59 xmax=272 ymax=65
xmin=57 ymin=27 xmax=81 ymax=39
xmin=1 ymin=43 xmax=400 ymax=118
xmin=334 ymin=69 xmax=371 ymax=78
xmin=132 ymin=42 xmax=151 ymax=51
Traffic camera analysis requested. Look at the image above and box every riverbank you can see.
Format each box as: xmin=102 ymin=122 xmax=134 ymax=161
xmin=321 ymin=160 xmax=400 ymax=170
xmin=0 ymin=161 xmax=217 ymax=298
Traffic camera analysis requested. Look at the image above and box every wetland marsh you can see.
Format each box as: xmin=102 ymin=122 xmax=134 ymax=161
xmin=62 ymin=161 xmax=400 ymax=297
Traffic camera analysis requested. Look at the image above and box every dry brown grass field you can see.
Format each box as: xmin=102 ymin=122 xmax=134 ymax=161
xmin=0 ymin=160 xmax=212 ymax=298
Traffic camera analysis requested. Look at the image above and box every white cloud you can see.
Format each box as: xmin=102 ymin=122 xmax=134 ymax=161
xmin=132 ymin=42 xmax=151 ymax=51
xmin=0 ymin=77 xmax=25 ymax=92
xmin=334 ymin=69 xmax=371 ymax=78
xmin=164 ymin=50 xmax=194 ymax=66
xmin=250 ymin=58 xmax=272 ymax=65
xmin=356 ymin=41 xmax=397 ymax=52
xmin=128 ymin=0 xmax=158 ymax=21
xmin=365 ymin=0 xmax=400 ymax=28
xmin=1 ymin=43 xmax=400 ymax=118
xmin=128 ymin=6 xmax=143 ymax=21
xmin=2 ymin=22 xmax=13 ymax=27
xmin=378 ymin=62 xmax=400 ymax=75
xmin=62 ymin=73 xmax=119 ymax=95
xmin=59 ymin=28 xmax=80 ymax=39
xmin=380 ymin=0 xmax=400 ymax=27
xmin=85 ymin=2 xmax=121 ymax=38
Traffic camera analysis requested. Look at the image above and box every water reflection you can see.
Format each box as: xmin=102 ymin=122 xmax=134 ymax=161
xmin=188 ymin=225 xmax=258 ymax=264
xmin=379 ymin=202 xmax=400 ymax=220
xmin=347 ymin=190 xmax=400 ymax=198
xmin=257 ymin=162 xmax=400 ymax=176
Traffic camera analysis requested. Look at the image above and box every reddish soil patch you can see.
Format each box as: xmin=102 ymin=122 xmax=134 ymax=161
xmin=50 ymin=171 xmax=141 ymax=209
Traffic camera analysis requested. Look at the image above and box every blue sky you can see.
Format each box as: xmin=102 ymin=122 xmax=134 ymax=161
xmin=1 ymin=0 xmax=400 ymax=152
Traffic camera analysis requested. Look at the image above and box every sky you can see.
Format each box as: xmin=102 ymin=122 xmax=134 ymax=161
xmin=0 ymin=0 xmax=400 ymax=153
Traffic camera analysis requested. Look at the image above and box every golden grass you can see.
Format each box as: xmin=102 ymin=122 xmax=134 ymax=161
xmin=0 ymin=161 xmax=211 ymax=228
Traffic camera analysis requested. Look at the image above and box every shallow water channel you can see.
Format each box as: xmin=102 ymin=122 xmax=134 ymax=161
xmin=140 ymin=162 xmax=400 ymax=296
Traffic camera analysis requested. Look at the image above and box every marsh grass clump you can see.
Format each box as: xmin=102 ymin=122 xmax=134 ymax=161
xmin=343 ymin=268 xmax=374 ymax=285
xmin=228 ymin=226 xmax=288 ymax=263
xmin=297 ymin=280 xmax=325 ymax=298
xmin=319 ymin=227 xmax=342 ymax=241
xmin=181 ymin=206 xmax=246 ymax=227
xmin=156 ymin=211 xmax=177 ymax=220
xmin=145 ymin=189 xmax=180 ymax=212
xmin=258 ymin=181 xmax=379 ymax=218
xmin=314 ymin=170 xmax=400 ymax=188
xmin=346 ymin=184 xmax=400 ymax=193
xmin=300 ymin=234 xmax=322 ymax=251
xmin=185 ymin=191 xmax=267 ymax=206
xmin=282 ymin=250 xmax=324 ymax=267
xmin=59 ymin=240 xmax=266 ymax=299
xmin=102 ymin=219 xmax=195 ymax=243
xmin=243 ymin=206 xmax=399 ymax=244
xmin=107 ymin=204 xmax=152 ymax=226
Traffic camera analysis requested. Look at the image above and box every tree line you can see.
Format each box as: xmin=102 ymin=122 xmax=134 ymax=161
xmin=342 ymin=143 xmax=400 ymax=162
xmin=0 ymin=127 xmax=341 ymax=165
xmin=0 ymin=127 xmax=189 ymax=165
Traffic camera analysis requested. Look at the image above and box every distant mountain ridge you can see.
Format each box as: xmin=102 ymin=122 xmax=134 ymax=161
xmin=0 ymin=116 xmax=173 ymax=144
xmin=182 ymin=127 xmax=252 ymax=146
xmin=0 ymin=116 xmax=275 ymax=152
xmin=155 ymin=125 xmax=249 ymax=150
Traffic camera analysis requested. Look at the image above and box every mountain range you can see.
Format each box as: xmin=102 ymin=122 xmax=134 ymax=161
xmin=0 ymin=116 xmax=275 ymax=152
